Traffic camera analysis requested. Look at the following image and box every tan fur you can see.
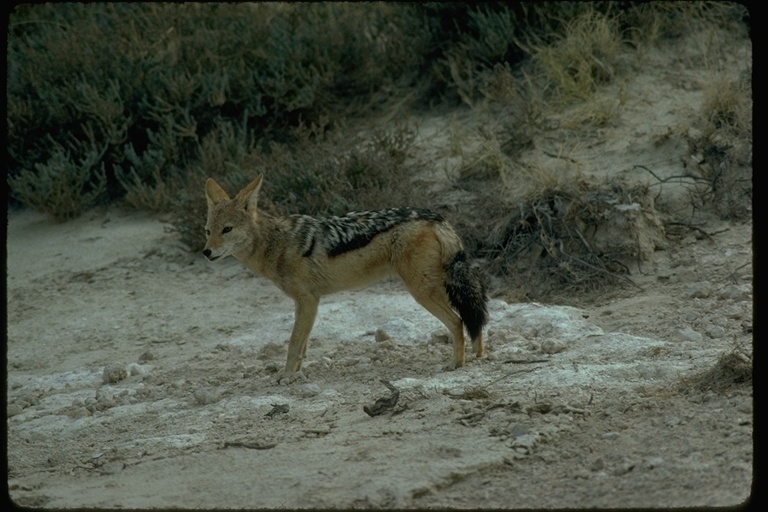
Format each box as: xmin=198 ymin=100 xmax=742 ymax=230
xmin=204 ymin=174 xmax=486 ymax=383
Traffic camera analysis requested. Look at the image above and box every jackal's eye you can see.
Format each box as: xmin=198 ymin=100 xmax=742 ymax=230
xmin=222 ymin=226 xmax=233 ymax=234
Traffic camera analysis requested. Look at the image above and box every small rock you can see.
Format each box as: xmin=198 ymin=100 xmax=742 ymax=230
xmin=541 ymin=339 xmax=566 ymax=354
xmin=193 ymin=388 xmax=220 ymax=405
xmin=590 ymin=457 xmax=605 ymax=471
xmin=573 ymin=468 xmax=592 ymax=479
xmin=509 ymin=424 xmax=529 ymax=438
xmin=429 ymin=330 xmax=450 ymax=344
xmin=67 ymin=406 xmax=91 ymax=419
xmin=602 ymin=431 xmax=620 ymax=441
xmin=100 ymin=461 xmax=125 ymax=475
xmin=521 ymin=326 xmax=540 ymax=339
xmin=718 ymin=284 xmax=750 ymax=301
xmin=706 ymin=325 xmax=726 ymax=339
xmin=509 ymin=433 xmax=540 ymax=453
xmin=13 ymin=391 xmax=36 ymax=407
xmin=374 ymin=329 xmax=390 ymax=342
xmin=678 ymin=327 xmax=703 ymax=342
xmin=102 ymin=364 xmax=128 ymax=384
xmin=138 ymin=350 xmax=155 ymax=362
xmin=612 ymin=459 xmax=636 ymax=476
xmin=298 ymin=383 xmax=321 ymax=398
xmin=95 ymin=390 xmax=116 ymax=409
xmin=7 ymin=403 xmax=24 ymax=417
xmin=687 ymin=281 xmax=712 ymax=298
xmin=643 ymin=457 xmax=664 ymax=469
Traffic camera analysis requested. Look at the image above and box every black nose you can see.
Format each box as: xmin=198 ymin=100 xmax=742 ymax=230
xmin=203 ymin=249 xmax=211 ymax=258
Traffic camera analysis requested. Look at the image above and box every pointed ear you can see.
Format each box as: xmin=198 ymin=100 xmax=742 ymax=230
xmin=206 ymin=178 xmax=231 ymax=208
xmin=234 ymin=174 xmax=264 ymax=212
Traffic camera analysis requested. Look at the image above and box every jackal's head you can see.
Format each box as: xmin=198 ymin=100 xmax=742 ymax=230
xmin=203 ymin=175 xmax=263 ymax=261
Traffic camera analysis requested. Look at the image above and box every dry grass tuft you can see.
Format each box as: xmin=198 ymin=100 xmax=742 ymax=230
xmin=679 ymin=344 xmax=752 ymax=394
xmin=450 ymin=166 xmax=666 ymax=298
xmin=526 ymin=10 xmax=621 ymax=102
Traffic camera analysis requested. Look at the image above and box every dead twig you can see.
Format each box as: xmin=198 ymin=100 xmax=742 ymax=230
xmin=665 ymin=221 xmax=714 ymax=241
xmin=502 ymin=358 xmax=550 ymax=364
xmin=557 ymin=239 xmax=643 ymax=291
xmin=222 ymin=441 xmax=277 ymax=450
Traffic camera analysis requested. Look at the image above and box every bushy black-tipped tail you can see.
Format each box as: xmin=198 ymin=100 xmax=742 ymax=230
xmin=445 ymin=251 xmax=488 ymax=340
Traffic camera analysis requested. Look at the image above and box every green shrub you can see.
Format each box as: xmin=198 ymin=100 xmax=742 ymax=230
xmin=8 ymin=145 xmax=107 ymax=221
xmin=7 ymin=1 xmax=749 ymax=229
xmin=7 ymin=3 xmax=428 ymax=218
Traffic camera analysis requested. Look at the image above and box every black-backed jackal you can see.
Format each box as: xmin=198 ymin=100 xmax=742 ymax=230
xmin=204 ymin=175 xmax=488 ymax=383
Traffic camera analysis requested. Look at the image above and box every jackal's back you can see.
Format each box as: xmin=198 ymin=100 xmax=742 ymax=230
xmin=287 ymin=207 xmax=446 ymax=258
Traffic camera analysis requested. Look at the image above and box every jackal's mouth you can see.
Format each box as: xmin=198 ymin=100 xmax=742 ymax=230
xmin=202 ymin=249 xmax=222 ymax=262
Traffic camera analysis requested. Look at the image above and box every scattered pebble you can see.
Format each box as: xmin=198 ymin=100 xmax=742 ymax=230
xmin=643 ymin=457 xmax=664 ymax=469
xmin=541 ymin=339 xmax=566 ymax=354
xmin=509 ymin=424 xmax=529 ymax=438
xmin=611 ymin=458 xmax=636 ymax=476
xmin=193 ymin=388 xmax=220 ymax=405
xmin=687 ymin=281 xmax=712 ymax=299
xmin=67 ymin=406 xmax=91 ymax=419
xmin=706 ymin=325 xmax=726 ymax=339
xmin=102 ymin=364 xmax=128 ymax=384
xmin=298 ymin=383 xmax=321 ymax=398
xmin=718 ymin=284 xmax=750 ymax=301
xmin=678 ymin=327 xmax=703 ymax=342
xmin=429 ymin=330 xmax=450 ymax=344
xmin=100 ymin=461 xmax=125 ymax=475
xmin=7 ymin=403 xmax=24 ymax=417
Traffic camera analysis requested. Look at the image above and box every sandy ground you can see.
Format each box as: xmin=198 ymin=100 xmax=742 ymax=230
xmin=7 ymin=24 xmax=753 ymax=510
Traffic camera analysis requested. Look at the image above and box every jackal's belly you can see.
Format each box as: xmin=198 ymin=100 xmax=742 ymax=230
xmin=314 ymin=253 xmax=395 ymax=295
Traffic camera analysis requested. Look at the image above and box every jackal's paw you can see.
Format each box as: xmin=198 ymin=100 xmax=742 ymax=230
xmin=441 ymin=362 xmax=464 ymax=372
xmin=276 ymin=369 xmax=308 ymax=385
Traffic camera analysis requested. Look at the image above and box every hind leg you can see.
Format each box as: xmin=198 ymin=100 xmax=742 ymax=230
xmin=403 ymin=282 xmax=466 ymax=369
xmin=472 ymin=331 xmax=484 ymax=358
xmin=394 ymin=227 xmax=467 ymax=369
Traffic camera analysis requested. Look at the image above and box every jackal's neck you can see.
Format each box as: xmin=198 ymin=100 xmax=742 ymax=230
xmin=234 ymin=208 xmax=285 ymax=271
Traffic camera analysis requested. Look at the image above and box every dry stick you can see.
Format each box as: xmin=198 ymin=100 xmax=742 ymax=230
xmin=633 ymin=164 xmax=708 ymax=202
xmin=222 ymin=441 xmax=277 ymax=450
xmin=484 ymin=365 xmax=544 ymax=388
xmin=557 ymin=239 xmax=643 ymax=291
xmin=665 ymin=221 xmax=714 ymax=241
xmin=543 ymin=150 xmax=579 ymax=164
xmin=726 ymin=262 xmax=751 ymax=285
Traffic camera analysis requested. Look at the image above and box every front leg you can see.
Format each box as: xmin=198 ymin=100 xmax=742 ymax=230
xmin=277 ymin=295 xmax=319 ymax=385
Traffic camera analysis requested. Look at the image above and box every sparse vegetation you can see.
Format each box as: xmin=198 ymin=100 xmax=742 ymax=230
xmin=679 ymin=342 xmax=752 ymax=394
xmin=450 ymin=167 xmax=665 ymax=297
xmin=7 ymin=2 xmax=751 ymax=295
xmin=526 ymin=11 xmax=622 ymax=102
